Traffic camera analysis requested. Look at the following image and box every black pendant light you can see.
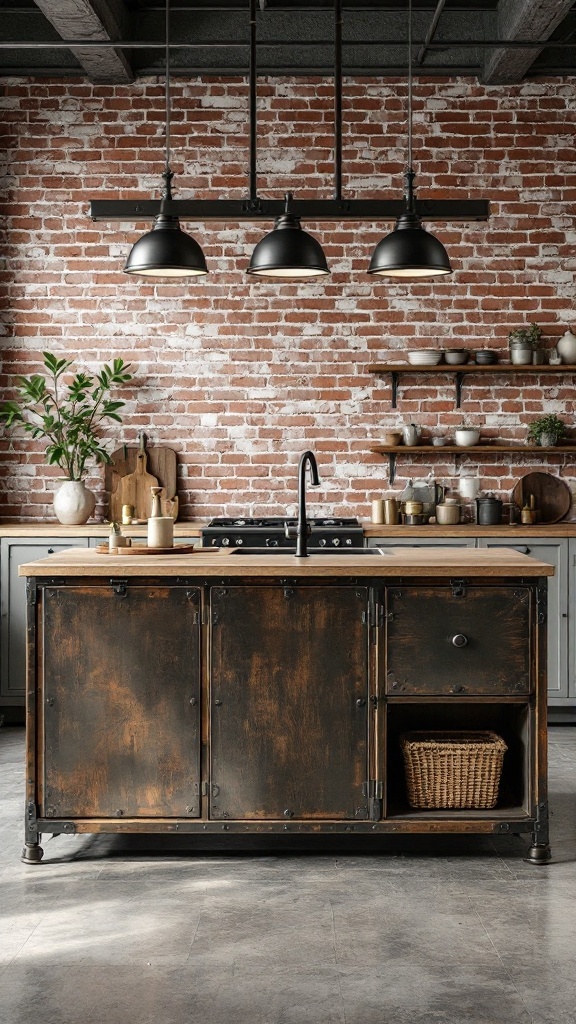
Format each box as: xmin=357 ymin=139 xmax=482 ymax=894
xmin=246 ymin=0 xmax=329 ymax=279
xmin=368 ymin=0 xmax=452 ymax=279
xmin=247 ymin=192 xmax=330 ymax=278
xmin=124 ymin=0 xmax=207 ymax=278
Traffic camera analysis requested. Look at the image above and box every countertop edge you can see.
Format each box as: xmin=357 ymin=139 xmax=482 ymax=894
xmin=17 ymin=547 xmax=555 ymax=578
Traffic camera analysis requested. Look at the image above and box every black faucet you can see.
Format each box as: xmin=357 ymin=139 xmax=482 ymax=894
xmin=285 ymin=450 xmax=321 ymax=557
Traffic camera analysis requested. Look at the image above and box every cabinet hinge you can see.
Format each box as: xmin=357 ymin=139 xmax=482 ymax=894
xmin=110 ymin=578 xmax=128 ymax=597
xmin=450 ymin=578 xmax=468 ymax=597
xmin=25 ymin=800 xmax=39 ymax=843
xmin=536 ymin=578 xmax=547 ymax=625
xmin=362 ymin=780 xmax=383 ymax=821
xmin=364 ymin=601 xmax=384 ymax=642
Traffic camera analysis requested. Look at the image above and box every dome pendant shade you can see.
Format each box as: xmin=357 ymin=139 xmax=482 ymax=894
xmin=368 ymin=210 xmax=452 ymax=278
xmin=124 ymin=212 xmax=208 ymax=278
xmin=123 ymin=2 xmax=208 ymax=281
xmin=247 ymin=197 xmax=330 ymax=279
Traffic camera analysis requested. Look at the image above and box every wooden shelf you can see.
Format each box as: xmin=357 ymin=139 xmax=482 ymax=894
xmin=370 ymin=444 xmax=576 ymax=484
xmin=367 ymin=362 xmax=576 ymax=408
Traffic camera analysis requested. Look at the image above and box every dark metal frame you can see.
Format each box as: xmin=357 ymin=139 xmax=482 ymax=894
xmin=90 ymin=198 xmax=489 ymax=222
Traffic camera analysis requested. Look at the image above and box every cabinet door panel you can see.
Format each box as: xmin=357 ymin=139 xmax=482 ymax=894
xmin=386 ymin=585 xmax=531 ymax=695
xmin=43 ymin=585 xmax=201 ymax=818
xmin=210 ymin=585 xmax=368 ymax=820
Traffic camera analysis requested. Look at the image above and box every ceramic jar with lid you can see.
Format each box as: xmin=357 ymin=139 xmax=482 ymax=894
xmin=475 ymin=494 xmax=503 ymax=525
xmin=435 ymin=498 xmax=461 ymax=525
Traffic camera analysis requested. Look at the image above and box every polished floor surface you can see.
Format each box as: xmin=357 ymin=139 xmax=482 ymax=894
xmin=1 ymin=724 xmax=576 ymax=1024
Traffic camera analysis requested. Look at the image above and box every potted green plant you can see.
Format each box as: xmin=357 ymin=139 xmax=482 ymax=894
xmin=526 ymin=414 xmax=566 ymax=447
xmin=0 ymin=351 xmax=133 ymax=524
xmin=508 ymin=323 xmax=544 ymax=365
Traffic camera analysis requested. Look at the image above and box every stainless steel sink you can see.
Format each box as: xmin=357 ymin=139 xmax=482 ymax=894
xmin=229 ymin=547 xmax=388 ymax=556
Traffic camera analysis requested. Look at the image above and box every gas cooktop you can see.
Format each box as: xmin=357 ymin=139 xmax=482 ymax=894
xmin=207 ymin=517 xmax=360 ymax=528
xmin=201 ymin=516 xmax=363 ymax=548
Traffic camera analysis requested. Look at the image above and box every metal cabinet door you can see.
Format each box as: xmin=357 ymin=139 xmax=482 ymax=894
xmin=42 ymin=585 xmax=201 ymax=818
xmin=210 ymin=585 xmax=369 ymax=820
xmin=386 ymin=584 xmax=532 ymax=696
xmin=478 ymin=538 xmax=568 ymax=704
xmin=0 ymin=538 xmax=89 ymax=704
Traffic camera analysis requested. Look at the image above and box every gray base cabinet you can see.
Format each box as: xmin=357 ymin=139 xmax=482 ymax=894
xmin=0 ymin=538 xmax=89 ymax=705
xmin=476 ymin=538 xmax=569 ymax=708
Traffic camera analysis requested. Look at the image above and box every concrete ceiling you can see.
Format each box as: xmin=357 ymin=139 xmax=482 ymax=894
xmin=0 ymin=0 xmax=575 ymax=84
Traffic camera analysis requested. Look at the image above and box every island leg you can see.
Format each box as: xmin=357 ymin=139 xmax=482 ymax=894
xmin=525 ymin=843 xmax=551 ymax=865
xmin=525 ymin=804 xmax=551 ymax=865
xmin=21 ymin=840 xmax=44 ymax=865
xmin=22 ymin=800 xmax=43 ymax=865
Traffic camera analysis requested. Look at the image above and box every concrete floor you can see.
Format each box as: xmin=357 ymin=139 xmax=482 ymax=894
xmin=1 ymin=726 xmax=576 ymax=1024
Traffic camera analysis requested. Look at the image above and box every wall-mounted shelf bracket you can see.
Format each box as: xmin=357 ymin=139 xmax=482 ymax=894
xmin=391 ymin=371 xmax=399 ymax=408
xmin=388 ymin=452 xmax=398 ymax=484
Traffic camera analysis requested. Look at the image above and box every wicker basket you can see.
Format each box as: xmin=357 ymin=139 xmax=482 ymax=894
xmin=400 ymin=731 xmax=508 ymax=810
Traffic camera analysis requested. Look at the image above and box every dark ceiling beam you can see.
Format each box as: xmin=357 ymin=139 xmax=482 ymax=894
xmin=33 ymin=0 xmax=134 ymax=83
xmin=483 ymin=0 xmax=576 ymax=83
xmin=415 ymin=0 xmax=447 ymax=65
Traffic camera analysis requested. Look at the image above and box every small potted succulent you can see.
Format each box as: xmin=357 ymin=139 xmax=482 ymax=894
xmin=0 ymin=351 xmax=133 ymax=523
xmin=508 ymin=323 xmax=544 ymax=365
xmin=526 ymin=414 xmax=566 ymax=447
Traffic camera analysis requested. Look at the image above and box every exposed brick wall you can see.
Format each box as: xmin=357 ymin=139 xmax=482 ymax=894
xmin=1 ymin=75 xmax=575 ymax=522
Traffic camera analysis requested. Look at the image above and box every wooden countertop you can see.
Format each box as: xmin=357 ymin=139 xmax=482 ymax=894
xmin=361 ymin=521 xmax=576 ymax=537
xmin=2 ymin=519 xmax=576 ymax=539
xmin=0 ymin=520 xmax=206 ymax=538
xmin=18 ymin=545 xmax=554 ymax=578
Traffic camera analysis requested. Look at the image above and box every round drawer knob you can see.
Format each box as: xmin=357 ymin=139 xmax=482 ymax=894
xmin=450 ymin=684 xmax=465 ymax=694
xmin=452 ymin=634 xmax=468 ymax=648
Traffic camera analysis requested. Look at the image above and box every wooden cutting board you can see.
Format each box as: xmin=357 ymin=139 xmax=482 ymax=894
xmin=95 ymin=544 xmax=198 ymax=555
xmin=105 ymin=435 xmax=178 ymax=523
xmin=117 ymin=447 xmax=162 ymax=521
xmin=512 ymin=472 xmax=572 ymax=524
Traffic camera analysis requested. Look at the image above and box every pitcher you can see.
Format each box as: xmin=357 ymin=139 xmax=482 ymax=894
xmin=402 ymin=423 xmax=421 ymax=447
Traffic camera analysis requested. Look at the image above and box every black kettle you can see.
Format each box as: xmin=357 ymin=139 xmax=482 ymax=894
xmin=475 ymin=494 xmax=503 ymax=525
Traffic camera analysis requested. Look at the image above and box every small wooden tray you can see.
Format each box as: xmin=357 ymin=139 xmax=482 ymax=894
xmin=95 ymin=544 xmax=198 ymax=556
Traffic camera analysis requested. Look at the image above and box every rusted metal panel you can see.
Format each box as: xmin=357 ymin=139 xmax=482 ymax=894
xmin=210 ymin=585 xmax=369 ymax=820
xmin=386 ymin=585 xmax=532 ymax=695
xmin=42 ymin=585 xmax=201 ymax=818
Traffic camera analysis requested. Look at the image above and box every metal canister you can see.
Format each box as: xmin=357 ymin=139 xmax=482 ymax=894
xmin=404 ymin=500 xmax=423 ymax=516
xmin=121 ymin=504 xmax=135 ymax=525
xmin=384 ymin=498 xmax=399 ymax=525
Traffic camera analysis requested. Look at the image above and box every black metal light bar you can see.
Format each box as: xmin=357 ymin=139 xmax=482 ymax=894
xmin=90 ymin=198 xmax=489 ymax=222
xmin=3 ymin=39 xmax=576 ymax=50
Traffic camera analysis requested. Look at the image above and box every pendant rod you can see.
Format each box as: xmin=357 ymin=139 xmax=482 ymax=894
xmin=407 ymin=0 xmax=412 ymax=172
xmin=334 ymin=0 xmax=342 ymax=201
xmin=165 ymin=0 xmax=171 ymax=175
xmin=248 ymin=0 xmax=258 ymax=201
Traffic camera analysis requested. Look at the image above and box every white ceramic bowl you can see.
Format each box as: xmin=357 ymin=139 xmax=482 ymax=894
xmin=444 ymin=351 xmax=469 ymax=365
xmin=407 ymin=350 xmax=443 ymax=366
xmin=454 ymin=428 xmax=480 ymax=447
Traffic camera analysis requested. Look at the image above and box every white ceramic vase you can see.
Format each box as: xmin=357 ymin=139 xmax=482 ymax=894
xmin=557 ymin=330 xmax=576 ymax=364
xmin=53 ymin=479 xmax=96 ymax=525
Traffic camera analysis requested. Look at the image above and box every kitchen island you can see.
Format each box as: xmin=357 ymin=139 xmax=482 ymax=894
xmin=19 ymin=545 xmax=553 ymax=863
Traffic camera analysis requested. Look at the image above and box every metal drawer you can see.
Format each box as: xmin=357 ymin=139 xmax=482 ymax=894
xmin=385 ymin=585 xmax=532 ymax=696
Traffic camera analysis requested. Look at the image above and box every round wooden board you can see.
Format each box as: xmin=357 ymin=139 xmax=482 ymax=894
xmin=95 ymin=543 xmax=197 ymax=555
xmin=512 ymin=472 xmax=572 ymax=524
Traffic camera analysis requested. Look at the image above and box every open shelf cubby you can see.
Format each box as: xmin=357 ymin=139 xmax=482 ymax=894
xmin=385 ymin=701 xmax=531 ymax=821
